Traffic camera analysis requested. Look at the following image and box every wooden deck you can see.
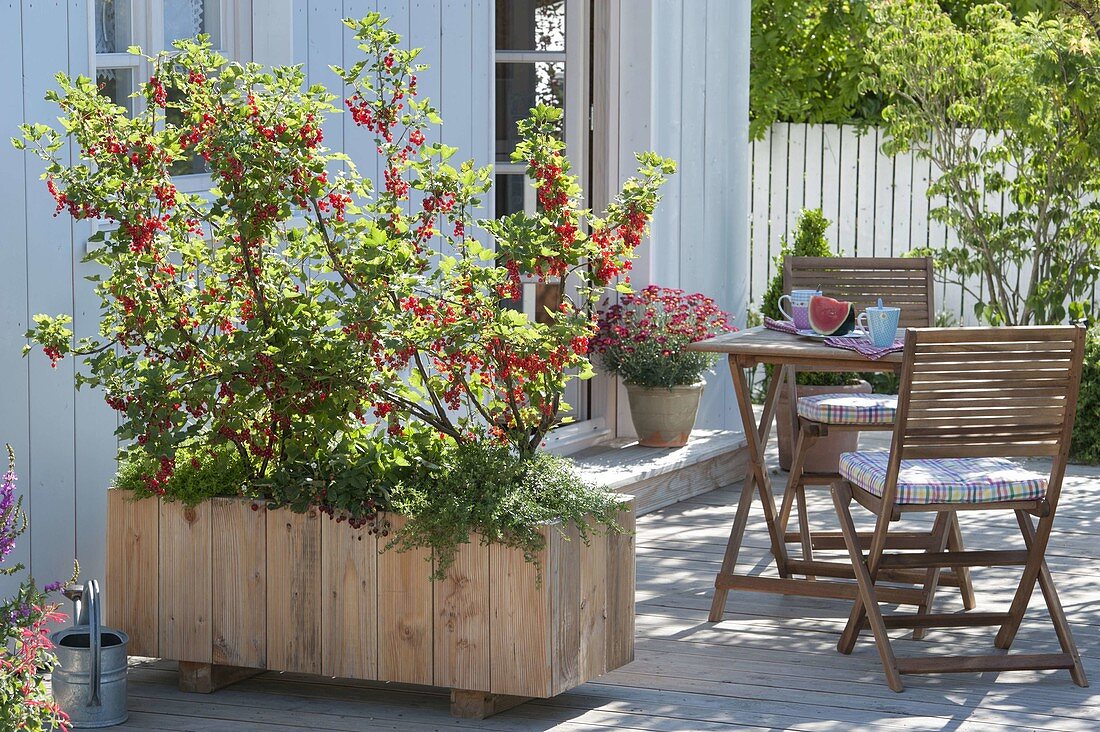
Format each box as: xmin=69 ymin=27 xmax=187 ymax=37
xmin=114 ymin=431 xmax=1100 ymax=731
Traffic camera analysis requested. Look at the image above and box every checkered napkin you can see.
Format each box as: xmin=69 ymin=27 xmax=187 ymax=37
xmin=823 ymin=334 xmax=905 ymax=360
xmin=765 ymin=316 xmax=903 ymax=359
xmin=763 ymin=317 xmax=799 ymax=334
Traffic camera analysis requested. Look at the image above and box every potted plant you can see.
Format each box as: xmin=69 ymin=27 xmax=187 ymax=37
xmin=592 ymin=286 xmax=733 ymax=447
xmin=760 ymin=209 xmax=870 ymax=471
xmin=18 ymin=14 xmax=674 ymax=716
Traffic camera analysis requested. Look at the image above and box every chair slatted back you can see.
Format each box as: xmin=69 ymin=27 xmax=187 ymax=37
xmin=892 ymin=327 xmax=1086 ymax=464
xmin=784 ymin=256 xmax=935 ymax=329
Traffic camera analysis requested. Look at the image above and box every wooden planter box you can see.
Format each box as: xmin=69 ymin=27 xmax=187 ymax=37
xmin=104 ymin=490 xmax=635 ymax=717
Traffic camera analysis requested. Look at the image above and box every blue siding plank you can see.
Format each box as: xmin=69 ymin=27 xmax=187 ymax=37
xmin=23 ymin=0 xmax=78 ymax=591
xmin=469 ymin=0 xmax=491 ymax=220
xmin=650 ymin=0 xmax=682 ymax=290
xmin=342 ymin=0 xmax=380 ymax=190
xmin=309 ymin=0 xmax=344 ymax=172
xmin=696 ymin=0 xmax=736 ymax=429
xmin=0 ymin=0 xmax=29 ymax=599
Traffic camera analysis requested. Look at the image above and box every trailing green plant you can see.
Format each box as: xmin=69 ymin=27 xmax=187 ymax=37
xmin=761 ymin=209 xmax=856 ymax=389
xmin=387 ymin=438 xmax=623 ymax=581
xmin=868 ymin=0 xmax=1100 ymax=325
xmin=1070 ymin=326 xmax=1100 ymax=463
xmin=261 ymin=423 xmax=432 ymax=524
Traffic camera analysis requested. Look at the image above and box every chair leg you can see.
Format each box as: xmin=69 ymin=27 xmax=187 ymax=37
xmin=831 ymin=481 xmax=903 ymax=692
xmin=780 ymin=425 xmax=817 ymax=579
xmin=837 ymin=505 xmax=892 ymax=656
xmin=911 ymin=511 xmax=951 ymax=641
xmin=1003 ymin=511 xmax=1088 ymax=687
xmin=946 ymin=512 xmax=977 ymax=611
xmin=796 ymin=483 xmax=816 ymax=576
xmin=995 ymin=512 xmax=1056 ymax=650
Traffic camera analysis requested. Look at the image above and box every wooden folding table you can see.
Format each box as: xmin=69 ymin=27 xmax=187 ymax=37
xmin=689 ymin=326 xmax=929 ymax=621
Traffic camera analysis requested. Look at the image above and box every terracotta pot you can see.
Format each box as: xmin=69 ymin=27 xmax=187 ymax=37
xmin=625 ymin=382 xmax=704 ymax=448
xmin=775 ymin=380 xmax=872 ymax=472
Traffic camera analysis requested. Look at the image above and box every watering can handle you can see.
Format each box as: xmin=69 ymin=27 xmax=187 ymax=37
xmin=84 ymin=579 xmax=102 ymax=707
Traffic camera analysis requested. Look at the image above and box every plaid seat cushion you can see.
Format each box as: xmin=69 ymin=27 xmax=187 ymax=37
xmin=839 ymin=451 xmax=1048 ymax=505
xmin=797 ymin=393 xmax=898 ymax=425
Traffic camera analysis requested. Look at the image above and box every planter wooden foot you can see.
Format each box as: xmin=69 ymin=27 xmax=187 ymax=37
xmin=449 ymin=689 xmax=530 ymax=719
xmin=178 ymin=661 xmax=264 ymax=693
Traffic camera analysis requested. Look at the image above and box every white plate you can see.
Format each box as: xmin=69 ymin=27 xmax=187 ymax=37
xmin=796 ymin=329 xmax=866 ymax=340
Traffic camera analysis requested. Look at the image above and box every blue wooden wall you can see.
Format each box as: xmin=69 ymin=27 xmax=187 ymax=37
xmin=613 ymin=0 xmax=751 ymax=434
xmin=0 ymin=0 xmax=103 ymax=602
xmin=0 ymin=0 xmax=748 ymax=595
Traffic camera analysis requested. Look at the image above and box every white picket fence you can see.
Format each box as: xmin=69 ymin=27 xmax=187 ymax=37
xmin=748 ymin=122 xmax=991 ymax=324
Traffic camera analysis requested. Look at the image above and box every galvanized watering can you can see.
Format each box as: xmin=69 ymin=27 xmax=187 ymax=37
xmin=50 ymin=579 xmax=129 ymax=728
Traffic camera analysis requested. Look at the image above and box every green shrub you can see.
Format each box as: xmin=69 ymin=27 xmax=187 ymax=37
xmin=761 ymin=208 xmax=855 ymax=389
xmin=114 ymin=442 xmax=249 ymax=505
xmin=1071 ymin=327 xmax=1100 ymax=464
xmin=749 ymin=0 xmax=1063 ymax=140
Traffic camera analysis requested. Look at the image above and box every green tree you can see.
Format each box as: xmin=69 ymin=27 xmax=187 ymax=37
xmin=750 ymin=0 xmax=878 ymax=140
xmin=868 ymin=0 xmax=1100 ymax=325
xmin=749 ymin=0 xmax=1061 ymax=140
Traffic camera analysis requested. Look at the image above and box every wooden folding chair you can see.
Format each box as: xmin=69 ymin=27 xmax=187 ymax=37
xmin=779 ymin=256 xmax=976 ymax=626
xmin=830 ymin=326 xmax=1088 ymax=691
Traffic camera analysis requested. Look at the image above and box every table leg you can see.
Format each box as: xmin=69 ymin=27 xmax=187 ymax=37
xmin=708 ymin=459 xmax=759 ymax=622
xmin=737 ymin=362 xmax=791 ymax=575
xmin=709 ymin=360 xmax=790 ymax=622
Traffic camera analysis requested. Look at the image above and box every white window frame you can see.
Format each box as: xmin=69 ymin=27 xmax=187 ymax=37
xmin=88 ymin=1 xmax=254 ymax=193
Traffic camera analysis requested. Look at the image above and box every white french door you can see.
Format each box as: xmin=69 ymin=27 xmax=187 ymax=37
xmin=494 ymin=0 xmax=607 ymax=451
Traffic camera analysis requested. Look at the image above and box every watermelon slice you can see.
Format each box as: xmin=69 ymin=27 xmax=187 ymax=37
xmin=808 ymin=295 xmax=856 ymax=336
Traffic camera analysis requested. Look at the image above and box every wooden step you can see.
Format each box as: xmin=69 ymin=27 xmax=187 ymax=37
xmin=573 ymin=429 xmax=749 ymax=515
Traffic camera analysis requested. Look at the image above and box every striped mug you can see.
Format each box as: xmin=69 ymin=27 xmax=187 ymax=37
xmin=777 ymin=289 xmax=821 ymax=331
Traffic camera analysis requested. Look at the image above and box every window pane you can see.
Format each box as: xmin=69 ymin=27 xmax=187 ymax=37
xmin=495 ymin=173 xmax=526 ymax=218
xmin=495 ymin=62 xmax=564 ymax=162
xmin=95 ymin=0 xmax=132 ymax=53
xmin=496 ymin=0 xmax=565 ymax=51
xmin=97 ymin=68 xmax=135 ymax=115
xmin=166 ymin=87 xmax=210 ymax=176
xmin=164 ymin=0 xmax=221 ymax=49
xmin=534 ymin=282 xmax=562 ymax=325
xmin=495 ymin=173 xmax=525 ymax=312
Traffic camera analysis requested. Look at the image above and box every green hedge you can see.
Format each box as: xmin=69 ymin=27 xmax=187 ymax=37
xmin=1071 ymin=327 xmax=1100 ymax=464
xmin=760 ymin=209 xmax=855 ymax=389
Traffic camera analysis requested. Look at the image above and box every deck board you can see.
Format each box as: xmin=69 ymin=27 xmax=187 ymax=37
xmin=113 ymin=429 xmax=1100 ymax=730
